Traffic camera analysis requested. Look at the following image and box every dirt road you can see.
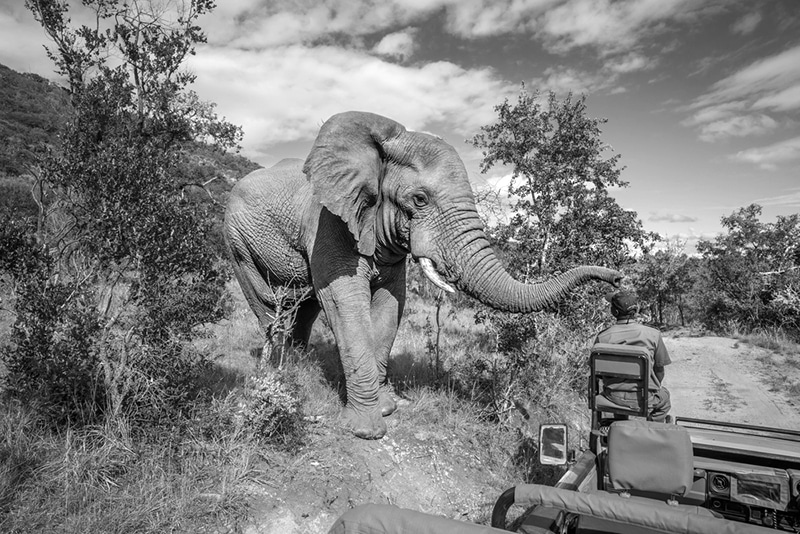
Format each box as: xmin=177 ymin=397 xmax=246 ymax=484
xmin=664 ymin=334 xmax=800 ymax=430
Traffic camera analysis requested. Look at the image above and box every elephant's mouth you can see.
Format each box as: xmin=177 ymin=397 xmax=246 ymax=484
xmin=418 ymin=257 xmax=455 ymax=294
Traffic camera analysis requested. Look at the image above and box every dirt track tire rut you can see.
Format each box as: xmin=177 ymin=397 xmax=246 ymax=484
xmin=665 ymin=335 xmax=800 ymax=429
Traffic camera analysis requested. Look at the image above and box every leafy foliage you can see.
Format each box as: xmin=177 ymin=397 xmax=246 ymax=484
xmin=235 ymin=367 xmax=306 ymax=448
xmin=1 ymin=219 xmax=104 ymax=424
xmin=630 ymin=242 xmax=697 ymax=326
xmin=1 ymin=0 xmax=242 ymax=426
xmin=469 ymin=88 xmax=653 ymax=364
xmin=696 ymin=204 xmax=800 ymax=334
xmin=471 ymin=88 xmax=657 ymax=277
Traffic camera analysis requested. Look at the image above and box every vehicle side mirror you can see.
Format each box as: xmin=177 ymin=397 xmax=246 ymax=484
xmin=539 ymin=423 xmax=568 ymax=465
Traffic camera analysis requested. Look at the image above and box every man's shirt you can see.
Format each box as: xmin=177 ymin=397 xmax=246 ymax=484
xmin=594 ymin=319 xmax=671 ymax=392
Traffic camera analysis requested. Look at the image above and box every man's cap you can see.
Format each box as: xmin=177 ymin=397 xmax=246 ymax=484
xmin=605 ymin=290 xmax=639 ymax=316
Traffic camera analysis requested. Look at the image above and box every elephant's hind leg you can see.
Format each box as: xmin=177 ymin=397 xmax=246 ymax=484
xmin=230 ymin=257 xmax=277 ymax=331
xmin=290 ymin=298 xmax=321 ymax=349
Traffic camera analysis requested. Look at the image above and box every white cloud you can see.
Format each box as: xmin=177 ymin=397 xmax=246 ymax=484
xmin=443 ymin=0 xmax=558 ymax=38
xmin=200 ymin=0 xmax=443 ymax=48
xmin=532 ymin=66 xmax=608 ymax=95
xmin=754 ymin=189 xmax=800 ymax=208
xmin=199 ymin=0 xmax=714 ymax=60
xmin=730 ymin=136 xmax=800 ymax=170
xmin=537 ymin=0 xmax=703 ymax=55
xmin=682 ymin=101 xmax=747 ymax=126
xmin=697 ymin=114 xmax=778 ymax=142
xmin=649 ymin=212 xmax=699 ymax=223
xmin=730 ymin=11 xmax=761 ymax=35
xmin=606 ymin=52 xmax=657 ymax=74
xmin=693 ymin=45 xmax=800 ymax=113
xmin=372 ymin=29 xmax=418 ymax=61
xmin=189 ymin=44 xmax=515 ymax=164
xmin=686 ymin=45 xmax=800 ymax=147
xmin=752 ymin=84 xmax=800 ymax=112
xmin=0 ymin=7 xmax=58 ymax=77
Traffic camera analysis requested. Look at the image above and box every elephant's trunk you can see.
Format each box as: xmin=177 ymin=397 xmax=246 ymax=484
xmin=436 ymin=217 xmax=621 ymax=313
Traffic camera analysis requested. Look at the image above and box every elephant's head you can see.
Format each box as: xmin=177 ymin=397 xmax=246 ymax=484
xmin=304 ymin=111 xmax=620 ymax=311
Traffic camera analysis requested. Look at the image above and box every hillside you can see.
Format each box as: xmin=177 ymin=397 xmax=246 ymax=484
xmin=0 ymin=63 xmax=70 ymax=176
xmin=0 ymin=62 xmax=261 ymax=230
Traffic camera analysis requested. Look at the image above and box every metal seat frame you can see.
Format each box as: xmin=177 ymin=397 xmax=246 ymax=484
xmin=589 ymin=343 xmax=651 ymax=430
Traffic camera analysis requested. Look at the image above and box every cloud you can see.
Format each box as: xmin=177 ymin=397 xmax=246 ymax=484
xmin=201 ymin=0 xmax=441 ymax=48
xmin=532 ymin=52 xmax=659 ymax=96
xmin=0 ymin=6 xmax=57 ymax=77
xmin=685 ymin=44 xmax=800 ymax=150
xmin=729 ymin=136 xmax=800 ymax=170
xmin=189 ymin=44 xmax=515 ymax=164
xmin=372 ymin=29 xmax=418 ymax=61
xmin=754 ymin=189 xmax=800 ymax=208
xmin=605 ymin=52 xmax=657 ymax=74
xmin=691 ymin=44 xmax=800 ymax=114
xmin=443 ymin=0 xmax=558 ymax=38
xmin=199 ymin=0 xmax=715 ymax=61
xmin=696 ymin=114 xmax=778 ymax=142
xmin=531 ymin=67 xmax=607 ymax=95
xmin=648 ymin=213 xmax=699 ymax=223
xmin=730 ymin=11 xmax=761 ymax=35
xmin=752 ymin=84 xmax=800 ymax=112
xmin=537 ymin=0 xmax=705 ymax=55
xmin=682 ymin=101 xmax=746 ymax=126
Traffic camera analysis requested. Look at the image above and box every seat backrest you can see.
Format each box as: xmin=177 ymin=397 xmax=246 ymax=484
xmin=606 ymin=419 xmax=694 ymax=497
xmin=590 ymin=343 xmax=650 ymax=424
xmin=590 ymin=343 xmax=650 ymax=384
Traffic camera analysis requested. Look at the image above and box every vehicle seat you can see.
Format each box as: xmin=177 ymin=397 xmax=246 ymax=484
xmin=590 ymin=343 xmax=651 ymax=430
xmin=606 ymin=419 xmax=692 ymax=496
xmin=603 ymin=420 xmax=714 ymax=513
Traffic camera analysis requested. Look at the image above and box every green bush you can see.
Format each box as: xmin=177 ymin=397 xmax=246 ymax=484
xmin=235 ymin=367 xmax=305 ymax=448
xmin=1 ymin=220 xmax=105 ymax=425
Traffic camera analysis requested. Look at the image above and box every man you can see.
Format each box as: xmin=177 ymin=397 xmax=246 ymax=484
xmin=594 ymin=290 xmax=672 ymax=422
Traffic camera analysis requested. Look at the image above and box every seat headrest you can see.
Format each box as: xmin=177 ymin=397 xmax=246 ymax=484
xmin=607 ymin=420 xmax=693 ymax=496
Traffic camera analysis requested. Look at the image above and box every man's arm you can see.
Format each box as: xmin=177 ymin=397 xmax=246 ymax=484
xmin=654 ymin=335 xmax=669 ymax=384
xmin=654 ymin=365 xmax=665 ymax=384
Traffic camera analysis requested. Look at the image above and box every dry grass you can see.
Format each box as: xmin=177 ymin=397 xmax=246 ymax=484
xmin=733 ymin=327 xmax=800 ymax=398
xmin=0 ymin=398 xmax=258 ymax=533
xmin=0 ymin=279 xmax=605 ymax=532
xmin=736 ymin=326 xmax=800 ymax=357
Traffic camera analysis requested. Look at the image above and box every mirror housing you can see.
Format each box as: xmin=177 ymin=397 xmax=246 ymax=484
xmin=539 ymin=423 xmax=568 ymax=465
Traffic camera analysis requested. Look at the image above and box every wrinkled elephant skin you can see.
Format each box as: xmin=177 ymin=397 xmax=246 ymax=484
xmin=224 ymin=111 xmax=622 ymax=439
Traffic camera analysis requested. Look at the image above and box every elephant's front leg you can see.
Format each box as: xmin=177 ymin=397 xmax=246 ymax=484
xmin=371 ymin=263 xmax=406 ymax=417
xmin=315 ymin=271 xmax=386 ymax=439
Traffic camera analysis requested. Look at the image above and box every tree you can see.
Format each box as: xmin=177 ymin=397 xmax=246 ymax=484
xmin=631 ymin=241 xmax=696 ymax=326
xmin=696 ymin=204 xmax=800 ymax=334
xmin=471 ymin=88 xmax=657 ymax=277
xmin=1 ymin=0 xmax=242 ymax=423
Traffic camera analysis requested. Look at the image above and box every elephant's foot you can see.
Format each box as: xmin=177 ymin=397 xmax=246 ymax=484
xmin=341 ymin=404 xmax=386 ymax=440
xmin=378 ymin=384 xmax=397 ymax=417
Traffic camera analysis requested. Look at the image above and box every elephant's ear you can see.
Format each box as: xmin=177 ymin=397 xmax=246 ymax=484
xmin=303 ymin=111 xmax=406 ymax=257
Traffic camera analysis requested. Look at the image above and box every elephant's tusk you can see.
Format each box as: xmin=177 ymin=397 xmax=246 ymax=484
xmin=418 ymin=258 xmax=455 ymax=293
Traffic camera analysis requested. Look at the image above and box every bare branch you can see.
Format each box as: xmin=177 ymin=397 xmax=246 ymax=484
xmin=180 ymin=175 xmax=221 ymax=203
xmin=759 ymin=266 xmax=800 ymax=276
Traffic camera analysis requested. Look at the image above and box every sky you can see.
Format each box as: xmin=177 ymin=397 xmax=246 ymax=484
xmin=1 ymin=0 xmax=799 ymax=252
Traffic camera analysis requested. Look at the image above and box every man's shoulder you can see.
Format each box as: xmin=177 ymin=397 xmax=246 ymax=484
xmin=595 ymin=321 xmax=662 ymax=344
xmin=595 ymin=324 xmax=618 ymax=341
xmin=636 ymin=323 xmax=663 ymax=338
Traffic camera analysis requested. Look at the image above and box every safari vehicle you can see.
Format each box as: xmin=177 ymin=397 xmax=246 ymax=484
xmin=328 ymin=344 xmax=800 ymax=534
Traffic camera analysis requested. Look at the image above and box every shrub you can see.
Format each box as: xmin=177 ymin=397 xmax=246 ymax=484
xmin=235 ymin=367 xmax=305 ymax=447
xmin=1 ymin=219 xmax=105 ymax=425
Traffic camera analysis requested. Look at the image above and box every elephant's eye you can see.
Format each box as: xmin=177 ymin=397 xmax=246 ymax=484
xmin=412 ymin=193 xmax=429 ymax=207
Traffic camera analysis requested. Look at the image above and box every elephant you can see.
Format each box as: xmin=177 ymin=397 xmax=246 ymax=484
xmin=224 ymin=111 xmax=621 ymax=440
